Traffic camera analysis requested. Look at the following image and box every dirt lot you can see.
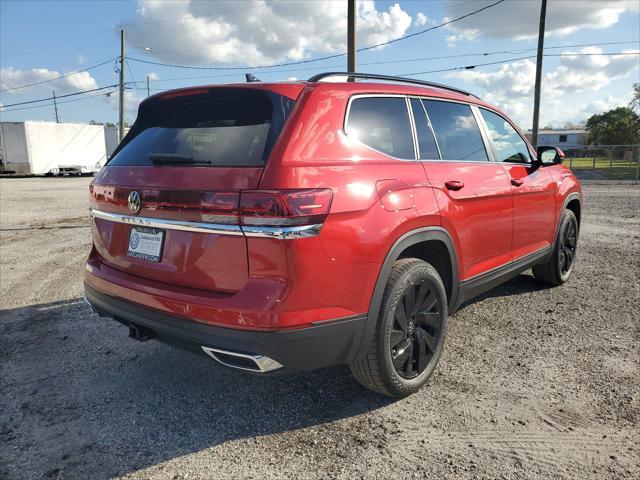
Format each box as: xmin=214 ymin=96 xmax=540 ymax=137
xmin=1 ymin=177 xmax=638 ymax=480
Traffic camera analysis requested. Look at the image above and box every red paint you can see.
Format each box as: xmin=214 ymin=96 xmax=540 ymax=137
xmin=85 ymin=80 xmax=581 ymax=331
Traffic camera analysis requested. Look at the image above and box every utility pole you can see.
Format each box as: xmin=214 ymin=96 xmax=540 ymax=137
xmin=347 ymin=0 xmax=356 ymax=78
xmin=146 ymin=75 xmax=151 ymax=97
xmin=531 ymin=0 xmax=547 ymax=148
xmin=119 ymin=26 xmax=126 ymax=142
xmin=52 ymin=90 xmax=60 ymax=123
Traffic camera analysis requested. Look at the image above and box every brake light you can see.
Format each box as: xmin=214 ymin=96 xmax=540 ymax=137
xmin=240 ymin=189 xmax=333 ymax=227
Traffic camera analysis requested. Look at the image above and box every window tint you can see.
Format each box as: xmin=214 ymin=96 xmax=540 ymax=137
xmin=347 ymin=97 xmax=415 ymax=159
xmin=109 ymin=89 xmax=293 ymax=167
xmin=410 ymin=98 xmax=440 ymax=160
xmin=423 ymin=100 xmax=488 ymax=161
xmin=480 ymin=108 xmax=531 ymax=163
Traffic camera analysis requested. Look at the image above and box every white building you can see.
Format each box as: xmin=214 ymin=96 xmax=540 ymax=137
xmin=525 ymin=129 xmax=588 ymax=146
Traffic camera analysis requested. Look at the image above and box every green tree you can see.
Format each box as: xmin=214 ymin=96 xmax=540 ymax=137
xmin=629 ymin=82 xmax=640 ymax=113
xmin=585 ymin=107 xmax=640 ymax=145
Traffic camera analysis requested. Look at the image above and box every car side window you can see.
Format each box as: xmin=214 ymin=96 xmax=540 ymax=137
xmin=410 ymin=98 xmax=440 ymax=160
xmin=346 ymin=97 xmax=415 ymax=159
xmin=423 ymin=100 xmax=488 ymax=161
xmin=480 ymin=108 xmax=532 ymax=163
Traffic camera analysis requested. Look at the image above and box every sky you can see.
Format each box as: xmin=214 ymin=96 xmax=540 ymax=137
xmin=1 ymin=0 xmax=639 ymax=129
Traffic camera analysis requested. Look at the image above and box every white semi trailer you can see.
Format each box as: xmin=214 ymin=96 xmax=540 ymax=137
xmin=0 ymin=121 xmax=107 ymax=175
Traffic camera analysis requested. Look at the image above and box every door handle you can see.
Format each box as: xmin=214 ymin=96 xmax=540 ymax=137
xmin=445 ymin=180 xmax=464 ymax=191
xmin=511 ymin=178 xmax=524 ymax=187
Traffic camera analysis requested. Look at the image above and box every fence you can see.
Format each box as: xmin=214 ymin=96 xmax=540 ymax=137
xmin=560 ymin=144 xmax=640 ymax=181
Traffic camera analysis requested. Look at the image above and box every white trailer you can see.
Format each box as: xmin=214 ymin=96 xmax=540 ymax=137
xmin=0 ymin=121 xmax=107 ymax=175
xmin=104 ymin=126 xmax=130 ymax=158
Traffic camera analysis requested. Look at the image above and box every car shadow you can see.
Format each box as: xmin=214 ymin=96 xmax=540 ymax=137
xmin=0 ymin=298 xmax=392 ymax=479
xmin=457 ymin=272 xmax=554 ymax=311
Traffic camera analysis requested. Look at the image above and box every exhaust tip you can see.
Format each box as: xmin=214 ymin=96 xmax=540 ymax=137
xmin=201 ymin=346 xmax=283 ymax=373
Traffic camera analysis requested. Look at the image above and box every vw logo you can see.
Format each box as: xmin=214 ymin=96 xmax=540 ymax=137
xmin=128 ymin=191 xmax=142 ymax=214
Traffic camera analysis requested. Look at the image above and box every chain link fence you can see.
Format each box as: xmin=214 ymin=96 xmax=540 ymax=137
xmin=561 ymin=144 xmax=640 ymax=181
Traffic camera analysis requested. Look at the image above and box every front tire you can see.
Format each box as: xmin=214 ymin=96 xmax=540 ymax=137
xmin=349 ymin=258 xmax=447 ymax=398
xmin=533 ymin=209 xmax=578 ymax=286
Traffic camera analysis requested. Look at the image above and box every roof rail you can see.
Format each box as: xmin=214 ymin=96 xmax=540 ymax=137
xmin=308 ymin=72 xmax=478 ymax=98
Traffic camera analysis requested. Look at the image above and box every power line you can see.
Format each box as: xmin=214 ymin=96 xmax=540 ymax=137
xmin=0 ymin=89 xmax=118 ymax=113
xmin=400 ymin=52 xmax=640 ymax=77
xmin=128 ymin=0 xmax=507 ymax=71
xmin=0 ymin=84 xmax=122 ymax=108
xmin=359 ymin=0 xmax=505 ymax=54
xmin=0 ymin=58 xmax=116 ymax=92
xmin=123 ymin=47 xmax=640 ymax=86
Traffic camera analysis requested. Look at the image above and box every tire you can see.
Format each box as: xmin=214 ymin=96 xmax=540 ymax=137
xmin=349 ymin=258 xmax=448 ymax=398
xmin=533 ymin=209 xmax=578 ymax=286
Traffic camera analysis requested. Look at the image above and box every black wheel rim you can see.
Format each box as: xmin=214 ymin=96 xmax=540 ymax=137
xmin=390 ymin=280 xmax=443 ymax=379
xmin=560 ymin=219 xmax=577 ymax=275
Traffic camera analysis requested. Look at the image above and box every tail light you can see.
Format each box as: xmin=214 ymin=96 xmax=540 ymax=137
xmin=240 ymin=189 xmax=333 ymax=227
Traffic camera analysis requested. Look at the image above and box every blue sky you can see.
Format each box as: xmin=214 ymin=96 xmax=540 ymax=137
xmin=1 ymin=0 xmax=638 ymax=128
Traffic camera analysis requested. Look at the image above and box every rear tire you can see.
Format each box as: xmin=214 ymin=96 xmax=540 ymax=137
xmin=533 ymin=209 xmax=578 ymax=286
xmin=349 ymin=258 xmax=447 ymax=398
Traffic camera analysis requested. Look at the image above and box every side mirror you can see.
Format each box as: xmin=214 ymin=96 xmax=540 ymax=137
xmin=536 ymin=146 xmax=565 ymax=165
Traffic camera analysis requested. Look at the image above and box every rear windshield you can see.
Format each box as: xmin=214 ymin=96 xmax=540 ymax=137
xmin=108 ymin=88 xmax=295 ymax=167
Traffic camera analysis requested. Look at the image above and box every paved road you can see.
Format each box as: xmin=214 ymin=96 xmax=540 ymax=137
xmin=1 ymin=177 xmax=638 ymax=479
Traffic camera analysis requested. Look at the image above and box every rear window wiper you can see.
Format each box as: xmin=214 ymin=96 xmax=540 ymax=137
xmin=147 ymin=153 xmax=210 ymax=165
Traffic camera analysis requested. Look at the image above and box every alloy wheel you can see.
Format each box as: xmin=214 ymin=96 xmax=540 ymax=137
xmin=390 ymin=280 xmax=443 ymax=379
xmin=560 ymin=219 xmax=577 ymax=275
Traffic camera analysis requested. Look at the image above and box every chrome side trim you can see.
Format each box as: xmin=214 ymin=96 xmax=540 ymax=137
xmin=242 ymin=223 xmax=322 ymax=239
xmin=201 ymin=346 xmax=283 ymax=373
xmin=90 ymin=209 xmax=323 ymax=239
xmin=90 ymin=209 xmax=243 ymax=235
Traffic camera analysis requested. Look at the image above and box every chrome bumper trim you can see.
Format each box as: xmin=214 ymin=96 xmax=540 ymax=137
xmin=241 ymin=223 xmax=322 ymax=239
xmin=89 ymin=209 xmax=322 ymax=239
xmin=90 ymin=209 xmax=244 ymax=236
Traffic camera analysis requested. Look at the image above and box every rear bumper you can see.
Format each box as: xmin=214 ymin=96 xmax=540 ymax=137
xmin=84 ymin=283 xmax=366 ymax=373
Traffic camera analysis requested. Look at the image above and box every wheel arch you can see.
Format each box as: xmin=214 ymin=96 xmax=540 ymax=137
xmin=556 ymin=192 xmax=582 ymax=241
xmin=354 ymin=226 xmax=459 ymax=360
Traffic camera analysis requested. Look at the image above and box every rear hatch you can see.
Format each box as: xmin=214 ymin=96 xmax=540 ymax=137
xmin=89 ymin=86 xmax=298 ymax=293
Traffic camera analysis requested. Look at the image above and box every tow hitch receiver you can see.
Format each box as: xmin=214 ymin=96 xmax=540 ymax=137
xmin=128 ymin=324 xmax=156 ymax=342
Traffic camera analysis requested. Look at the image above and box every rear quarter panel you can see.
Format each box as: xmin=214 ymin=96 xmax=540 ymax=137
xmin=256 ymin=86 xmax=441 ymax=321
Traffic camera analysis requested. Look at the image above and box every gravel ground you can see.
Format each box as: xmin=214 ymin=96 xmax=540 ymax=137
xmin=1 ymin=177 xmax=638 ymax=480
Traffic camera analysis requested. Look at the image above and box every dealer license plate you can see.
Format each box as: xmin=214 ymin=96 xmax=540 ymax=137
xmin=127 ymin=226 xmax=165 ymax=262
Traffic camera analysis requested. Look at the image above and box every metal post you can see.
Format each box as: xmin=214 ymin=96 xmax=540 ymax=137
xmin=119 ymin=27 xmax=126 ymax=142
xmin=52 ymin=90 xmax=59 ymax=123
xmin=146 ymin=75 xmax=151 ymax=97
xmin=592 ymin=150 xmax=596 ymax=169
xmin=531 ymin=0 xmax=547 ymax=148
xmin=635 ymin=147 xmax=639 ymax=182
xmin=347 ymin=0 xmax=356 ymax=78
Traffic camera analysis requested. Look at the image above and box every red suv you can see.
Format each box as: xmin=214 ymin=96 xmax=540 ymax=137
xmin=85 ymin=73 xmax=581 ymax=397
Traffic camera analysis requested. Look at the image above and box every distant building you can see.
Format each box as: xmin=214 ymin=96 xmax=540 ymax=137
xmin=525 ymin=129 xmax=588 ymax=146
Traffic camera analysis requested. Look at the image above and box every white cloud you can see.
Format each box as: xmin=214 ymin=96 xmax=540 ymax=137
xmin=0 ymin=67 xmax=99 ymax=95
xmin=76 ymin=54 xmax=88 ymax=65
xmin=127 ymin=0 xmax=413 ymax=66
xmin=450 ymin=48 xmax=639 ymax=127
xmin=444 ymin=0 xmax=639 ymax=41
xmin=446 ymin=28 xmax=478 ymax=47
xmin=414 ymin=12 xmax=428 ymax=26
xmin=147 ymin=72 xmax=160 ymax=81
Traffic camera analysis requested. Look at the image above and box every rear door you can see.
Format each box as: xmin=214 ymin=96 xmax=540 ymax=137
xmin=478 ymin=108 xmax=557 ymax=259
xmin=89 ymin=87 xmax=295 ymax=293
xmin=414 ymin=98 xmax=514 ymax=280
